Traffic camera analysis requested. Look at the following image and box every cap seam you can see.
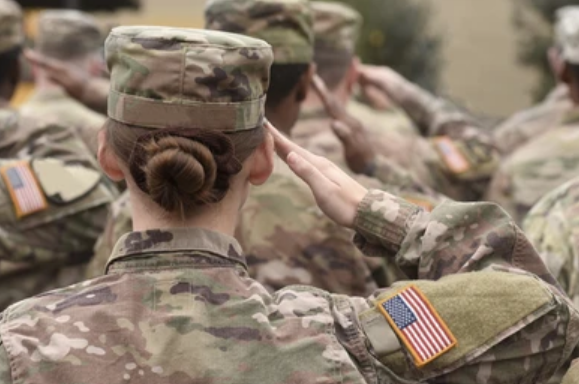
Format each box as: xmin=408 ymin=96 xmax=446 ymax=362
xmin=107 ymin=33 xmax=272 ymax=50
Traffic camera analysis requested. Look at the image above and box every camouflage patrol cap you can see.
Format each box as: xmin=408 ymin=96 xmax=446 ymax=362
xmin=36 ymin=10 xmax=103 ymax=60
xmin=312 ymin=1 xmax=362 ymax=54
xmin=105 ymin=26 xmax=273 ymax=131
xmin=205 ymin=0 xmax=313 ymax=64
xmin=0 ymin=0 xmax=23 ymax=54
xmin=555 ymin=6 xmax=579 ymax=64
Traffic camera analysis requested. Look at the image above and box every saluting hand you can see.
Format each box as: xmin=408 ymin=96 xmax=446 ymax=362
xmin=25 ymin=49 xmax=88 ymax=102
xmin=311 ymin=74 xmax=377 ymax=175
xmin=265 ymin=121 xmax=368 ymax=229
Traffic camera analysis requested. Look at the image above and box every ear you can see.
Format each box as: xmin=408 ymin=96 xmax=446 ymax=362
xmin=295 ymin=63 xmax=317 ymax=102
xmin=248 ymin=130 xmax=274 ymax=186
xmin=97 ymin=129 xmax=125 ymax=181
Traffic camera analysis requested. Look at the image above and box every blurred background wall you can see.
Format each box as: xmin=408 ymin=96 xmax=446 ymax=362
xmin=15 ymin=0 xmax=549 ymax=119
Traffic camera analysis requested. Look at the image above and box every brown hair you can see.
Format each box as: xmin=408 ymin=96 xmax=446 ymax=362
xmin=104 ymin=119 xmax=265 ymax=215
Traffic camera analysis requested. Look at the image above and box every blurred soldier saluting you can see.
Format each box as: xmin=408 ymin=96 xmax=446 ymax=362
xmin=21 ymin=10 xmax=107 ymax=156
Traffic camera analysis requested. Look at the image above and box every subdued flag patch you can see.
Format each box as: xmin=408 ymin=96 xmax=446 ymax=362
xmin=378 ymin=285 xmax=457 ymax=367
xmin=1 ymin=161 xmax=48 ymax=219
xmin=433 ymin=136 xmax=470 ymax=174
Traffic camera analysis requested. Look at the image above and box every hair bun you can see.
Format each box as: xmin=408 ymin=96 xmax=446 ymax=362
xmin=142 ymin=136 xmax=219 ymax=212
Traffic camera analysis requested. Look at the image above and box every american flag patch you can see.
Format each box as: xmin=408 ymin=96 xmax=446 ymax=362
xmin=1 ymin=161 xmax=48 ymax=218
xmin=434 ymin=137 xmax=470 ymax=174
xmin=378 ymin=286 xmax=457 ymax=367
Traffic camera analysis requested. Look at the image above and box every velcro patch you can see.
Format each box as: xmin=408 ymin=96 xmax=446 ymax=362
xmin=32 ymin=158 xmax=101 ymax=205
xmin=403 ymin=195 xmax=435 ymax=212
xmin=433 ymin=137 xmax=470 ymax=174
xmin=377 ymin=285 xmax=457 ymax=367
xmin=1 ymin=161 xmax=48 ymax=219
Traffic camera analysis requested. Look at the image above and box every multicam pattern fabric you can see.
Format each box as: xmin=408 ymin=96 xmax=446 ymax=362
xmin=0 ymin=107 xmax=117 ymax=310
xmin=486 ymin=110 xmax=579 ymax=224
xmin=238 ymin=157 xmax=383 ymax=295
xmin=0 ymin=0 xmax=23 ymax=54
xmin=21 ymin=88 xmax=106 ymax=156
xmin=368 ymin=71 xmax=499 ymax=202
xmin=524 ymin=176 xmax=579 ymax=307
xmin=492 ymin=85 xmax=572 ymax=155
xmin=311 ymin=1 xmax=361 ymax=54
xmin=205 ymin=0 xmax=313 ymax=64
xmin=0 ymin=190 xmax=576 ymax=384
xmin=36 ymin=10 xmax=103 ymax=60
xmin=105 ymin=26 xmax=273 ymax=131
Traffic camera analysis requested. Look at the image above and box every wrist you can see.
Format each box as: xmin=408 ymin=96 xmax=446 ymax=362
xmin=353 ymin=190 xmax=418 ymax=255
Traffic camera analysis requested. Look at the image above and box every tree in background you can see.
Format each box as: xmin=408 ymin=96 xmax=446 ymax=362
xmin=323 ymin=0 xmax=443 ymax=92
xmin=514 ymin=0 xmax=579 ymax=101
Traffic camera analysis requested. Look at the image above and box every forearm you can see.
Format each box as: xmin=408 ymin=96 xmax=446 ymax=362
xmin=81 ymin=78 xmax=109 ymax=115
xmin=372 ymin=72 xmax=475 ymax=137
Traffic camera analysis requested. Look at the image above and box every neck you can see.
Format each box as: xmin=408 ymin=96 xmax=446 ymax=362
xmin=129 ymin=186 xmax=242 ymax=238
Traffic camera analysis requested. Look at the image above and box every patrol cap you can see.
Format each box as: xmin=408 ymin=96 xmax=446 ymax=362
xmin=555 ymin=6 xmax=579 ymax=64
xmin=0 ymin=0 xmax=23 ymax=54
xmin=105 ymin=26 xmax=273 ymax=131
xmin=205 ymin=0 xmax=314 ymax=64
xmin=36 ymin=10 xmax=103 ymax=60
xmin=312 ymin=1 xmax=362 ymax=55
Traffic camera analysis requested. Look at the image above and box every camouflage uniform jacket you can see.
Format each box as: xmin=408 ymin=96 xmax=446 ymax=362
xmin=366 ymin=78 xmax=499 ymax=202
xmin=493 ymin=85 xmax=572 ymax=155
xmin=0 ymin=107 xmax=116 ymax=310
xmin=486 ymin=108 xmax=579 ymax=224
xmin=524 ymin=176 xmax=579 ymax=307
xmin=563 ymin=360 xmax=579 ymax=384
xmin=20 ymin=87 xmax=107 ymax=156
xmin=90 ymin=160 xmax=384 ymax=296
xmin=0 ymin=190 xmax=576 ymax=384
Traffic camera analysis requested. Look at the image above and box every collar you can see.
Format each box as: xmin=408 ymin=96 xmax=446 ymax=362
xmin=105 ymin=227 xmax=246 ymax=273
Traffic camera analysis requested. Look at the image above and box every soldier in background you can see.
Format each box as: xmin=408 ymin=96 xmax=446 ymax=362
xmin=523 ymin=10 xmax=579 ymax=303
xmin=21 ymin=10 xmax=106 ymax=156
xmin=492 ymin=6 xmax=576 ymax=155
xmin=0 ymin=0 xmax=116 ymax=309
xmin=0 ymin=25 xmax=577 ymax=384
xmin=485 ymin=7 xmax=579 ymax=224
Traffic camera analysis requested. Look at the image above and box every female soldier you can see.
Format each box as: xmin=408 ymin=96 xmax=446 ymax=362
xmin=0 ymin=26 xmax=576 ymax=384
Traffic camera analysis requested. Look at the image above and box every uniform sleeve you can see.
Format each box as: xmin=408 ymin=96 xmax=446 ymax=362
xmin=333 ymin=269 xmax=578 ymax=384
xmin=353 ymin=189 xmax=559 ymax=286
xmin=329 ymin=190 xmax=578 ymax=383
xmin=0 ymin=138 xmax=116 ymax=266
xmin=376 ymin=74 xmax=499 ymax=201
